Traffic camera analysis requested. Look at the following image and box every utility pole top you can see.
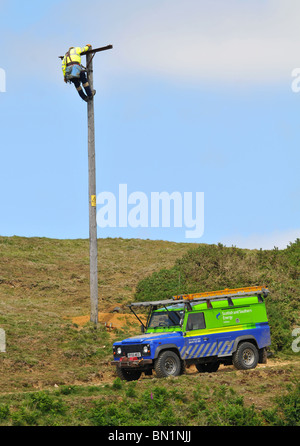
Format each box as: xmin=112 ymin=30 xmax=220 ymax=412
xmin=58 ymin=44 xmax=113 ymax=60
xmin=81 ymin=44 xmax=113 ymax=55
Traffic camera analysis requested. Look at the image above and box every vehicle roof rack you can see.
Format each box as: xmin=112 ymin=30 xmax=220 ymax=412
xmin=173 ymin=286 xmax=269 ymax=301
xmin=129 ymin=286 xmax=269 ymax=309
xmin=129 ymin=299 xmax=180 ymax=308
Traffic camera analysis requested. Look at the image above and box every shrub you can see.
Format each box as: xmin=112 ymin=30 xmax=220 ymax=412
xmin=134 ymin=240 xmax=300 ymax=352
xmin=28 ymin=391 xmax=66 ymax=415
xmin=0 ymin=404 xmax=9 ymax=421
xmin=263 ymin=381 xmax=300 ymax=426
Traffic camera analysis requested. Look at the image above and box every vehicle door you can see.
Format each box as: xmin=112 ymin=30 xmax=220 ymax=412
xmin=180 ymin=312 xmax=216 ymax=360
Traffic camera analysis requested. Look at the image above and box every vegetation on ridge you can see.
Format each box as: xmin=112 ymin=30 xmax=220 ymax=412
xmin=135 ymin=240 xmax=300 ymax=353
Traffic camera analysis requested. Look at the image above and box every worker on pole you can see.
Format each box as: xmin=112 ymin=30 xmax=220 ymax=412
xmin=62 ymin=45 xmax=96 ymax=102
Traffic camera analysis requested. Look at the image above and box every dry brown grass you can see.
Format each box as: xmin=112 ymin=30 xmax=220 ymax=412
xmin=0 ymin=236 xmax=196 ymax=391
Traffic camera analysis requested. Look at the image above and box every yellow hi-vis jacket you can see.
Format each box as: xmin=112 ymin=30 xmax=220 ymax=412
xmin=62 ymin=46 xmax=90 ymax=77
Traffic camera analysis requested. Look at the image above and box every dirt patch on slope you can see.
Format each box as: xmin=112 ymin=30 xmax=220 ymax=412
xmin=71 ymin=312 xmax=146 ymax=330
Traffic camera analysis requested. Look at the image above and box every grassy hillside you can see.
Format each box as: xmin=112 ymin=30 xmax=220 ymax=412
xmin=0 ymin=236 xmax=299 ymax=426
xmin=0 ymin=236 xmax=195 ymax=391
xmin=135 ymin=240 xmax=300 ymax=353
xmin=0 ymin=236 xmax=197 ymax=313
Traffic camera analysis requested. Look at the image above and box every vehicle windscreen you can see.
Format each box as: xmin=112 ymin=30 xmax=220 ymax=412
xmin=148 ymin=310 xmax=183 ymax=329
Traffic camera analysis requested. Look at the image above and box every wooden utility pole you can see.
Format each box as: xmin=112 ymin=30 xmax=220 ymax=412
xmin=84 ymin=45 xmax=113 ymax=325
xmin=59 ymin=44 xmax=113 ymax=325
xmin=86 ymin=48 xmax=98 ymax=325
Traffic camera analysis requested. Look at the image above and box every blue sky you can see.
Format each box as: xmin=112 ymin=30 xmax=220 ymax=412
xmin=0 ymin=0 xmax=299 ymax=249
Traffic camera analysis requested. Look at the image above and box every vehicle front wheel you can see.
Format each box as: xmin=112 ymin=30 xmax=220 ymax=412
xmin=116 ymin=367 xmax=142 ymax=381
xmin=154 ymin=350 xmax=183 ymax=378
xmin=232 ymin=342 xmax=259 ymax=370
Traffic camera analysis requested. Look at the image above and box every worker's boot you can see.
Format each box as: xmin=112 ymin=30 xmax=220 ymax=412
xmin=76 ymin=86 xmax=89 ymax=102
xmin=87 ymin=90 xmax=96 ymax=101
xmin=82 ymin=81 xmax=93 ymax=97
xmin=80 ymin=93 xmax=89 ymax=102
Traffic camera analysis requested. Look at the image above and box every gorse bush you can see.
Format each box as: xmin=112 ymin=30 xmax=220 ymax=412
xmin=90 ymin=385 xmax=181 ymax=426
xmin=205 ymin=386 xmax=262 ymax=426
xmin=90 ymin=401 xmax=126 ymax=426
xmin=0 ymin=405 xmax=9 ymax=421
xmin=263 ymin=381 xmax=300 ymax=426
xmin=7 ymin=391 xmax=67 ymax=426
xmin=135 ymin=239 xmax=300 ymax=352
xmin=28 ymin=391 xmax=66 ymax=415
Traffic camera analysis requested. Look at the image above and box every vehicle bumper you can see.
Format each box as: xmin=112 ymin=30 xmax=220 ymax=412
xmin=111 ymin=357 xmax=153 ymax=368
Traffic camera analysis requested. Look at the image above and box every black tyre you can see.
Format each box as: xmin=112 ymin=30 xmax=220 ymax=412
xmin=232 ymin=342 xmax=259 ymax=370
xmin=196 ymin=361 xmax=220 ymax=373
xmin=154 ymin=350 xmax=182 ymax=378
xmin=116 ymin=367 xmax=142 ymax=381
xmin=258 ymin=347 xmax=268 ymax=364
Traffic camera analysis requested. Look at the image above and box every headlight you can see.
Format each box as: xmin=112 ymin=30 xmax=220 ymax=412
xmin=142 ymin=344 xmax=150 ymax=355
xmin=117 ymin=347 xmax=122 ymax=355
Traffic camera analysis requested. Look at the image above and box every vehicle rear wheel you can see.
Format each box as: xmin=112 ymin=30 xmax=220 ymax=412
xmin=258 ymin=347 xmax=268 ymax=364
xmin=196 ymin=361 xmax=220 ymax=373
xmin=116 ymin=367 xmax=142 ymax=381
xmin=154 ymin=350 xmax=182 ymax=378
xmin=233 ymin=342 xmax=259 ymax=370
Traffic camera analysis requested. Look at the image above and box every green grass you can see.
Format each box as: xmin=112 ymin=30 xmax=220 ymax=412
xmin=0 ymin=374 xmax=298 ymax=426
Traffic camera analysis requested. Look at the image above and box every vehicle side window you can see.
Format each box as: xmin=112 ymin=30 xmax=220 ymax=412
xmin=186 ymin=312 xmax=206 ymax=331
